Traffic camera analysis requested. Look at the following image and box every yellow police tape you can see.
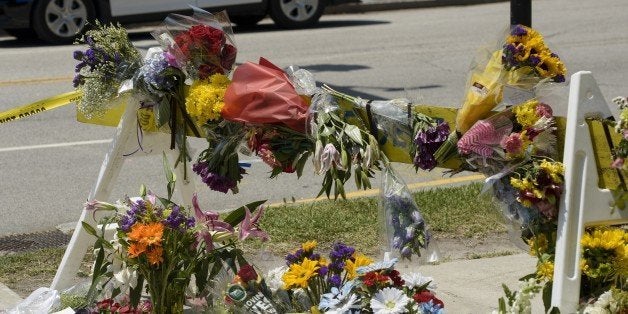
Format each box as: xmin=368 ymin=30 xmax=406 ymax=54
xmin=0 ymin=90 xmax=82 ymax=124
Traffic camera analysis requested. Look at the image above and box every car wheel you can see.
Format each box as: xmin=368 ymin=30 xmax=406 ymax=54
xmin=230 ymin=15 xmax=266 ymax=27
xmin=269 ymin=0 xmax=325 ymax=28
xmin=32 ymin=0 xmax=96 ymax=44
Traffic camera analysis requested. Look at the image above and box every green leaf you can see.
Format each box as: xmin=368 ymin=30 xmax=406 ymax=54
xmin=296 ymin=152 xmax=310 ymax=178
xmin=162 ymin=153 xmax=175 ymax=200
xmin=82 ymin=222 xmax=98 ymax=237
xmin=341 ymin=148 xmax=348 ymax=168
xmin=345 ymin=125 xmax=362 ymax=143
xmin=498 ymin=297 xmax=506 ymax=313
xmin=139 ymin=184 xmax=146 ymax=198
xmin=223 ymin=200 xmax=267 ymax=226
xmin=542 ymin=281 xmax=553 ymax=312
xmin=354 ymin=168 xmax=362 ymax=190
xmin=129 ymin=275 xmax=144 ymax=307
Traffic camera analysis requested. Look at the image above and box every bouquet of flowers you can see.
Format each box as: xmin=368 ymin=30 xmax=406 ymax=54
xmin=73 ymin=22 xmax=142 ymax=118
xmin=434 ymin=24 xmax=567 ymax=164
xmin=456 ymin=98 xmax=558 ymax=175
xmin=319 ymin=258 xmax=444 ymax=313
xmin=259 ymin=241 xmax=374 ymax=312
xmin=380 ymin=165 xmax=434 ymax=261
xmin=80 ymin=156 xmax=269 ymax=313
xmin=411 ymin=114 xmax=450 ymax=171
xmin=497 ymin=225 xmax=628 ymax=313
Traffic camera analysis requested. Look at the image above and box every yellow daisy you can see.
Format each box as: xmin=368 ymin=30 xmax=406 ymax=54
xmin=282 ymin=258 xmax=319 ymax=289
xmin=345 ymin=253 xmax=373 ymax=280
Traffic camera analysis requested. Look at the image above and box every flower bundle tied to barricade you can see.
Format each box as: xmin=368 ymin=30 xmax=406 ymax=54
xmin=434 ymin=24 xmax=567 ymax=165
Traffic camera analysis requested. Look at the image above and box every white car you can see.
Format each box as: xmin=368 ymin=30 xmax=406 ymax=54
xmin=0 ymin=0 xmax=358 ymax=44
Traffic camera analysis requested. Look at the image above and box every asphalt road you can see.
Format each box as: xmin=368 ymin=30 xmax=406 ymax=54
xmin=1 ymin=0 xmax=627 ymax=235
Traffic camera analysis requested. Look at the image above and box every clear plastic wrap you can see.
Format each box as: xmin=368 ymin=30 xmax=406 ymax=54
xmin=379 ymin=165 xmax=438 ymax=262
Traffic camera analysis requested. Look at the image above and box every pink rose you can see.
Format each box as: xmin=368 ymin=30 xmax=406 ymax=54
xmin=500 ymin=133 xmax=524 ymax=155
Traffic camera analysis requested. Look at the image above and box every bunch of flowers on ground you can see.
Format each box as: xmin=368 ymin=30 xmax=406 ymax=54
xmin=79 ymin=156 xmax=268 ymax=313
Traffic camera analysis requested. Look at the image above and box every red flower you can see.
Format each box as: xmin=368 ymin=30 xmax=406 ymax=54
xmin=388 ymin=269 xmax=405 ymax=287
xmin=221 ymin=44 xmax=237 ymax=70
xmin=237 ymin=264 xmax=258 ymax=282
xmin=363 ymin=271 xmax=391 ymax=287
xmin=413 ymin=291 xmax=444 ymax=308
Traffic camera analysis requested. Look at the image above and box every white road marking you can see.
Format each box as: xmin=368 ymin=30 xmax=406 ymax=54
xmin=0 ymin=139 xmax=112 ymax=152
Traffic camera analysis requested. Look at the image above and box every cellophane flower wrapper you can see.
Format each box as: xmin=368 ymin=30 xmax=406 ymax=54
xmin=380 ymin=165 xmax=437 ymax=261
xmin=222 ymin=58 xmax=311 ymax=133
xmin=151 ymin=7 xmax=237 ymax=81
xmin=434 ymin=24 xmax=567 ymax=164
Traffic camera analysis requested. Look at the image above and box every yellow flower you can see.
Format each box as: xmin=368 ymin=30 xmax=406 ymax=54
xmin=536 ymin=260 xmax=554 ymax=281
xmin=539 ymin=160 xmax=564 ymax=183
xmin=282 ymin=258 xmax=319 ymax=289
xmin=581 ymin=228 xmax=626 ymax=251
xmin=510 ymin=177 xmax=534 ymax=191
xmin=185 ymin=74 xmax=231 ymax=124
xmin=528 ymin=234 xmax=549 ymax=256
xmin=345 ymin=253 xmax=373 ymax=280
xmin=301 ymin=240 xmax=317 ymax=253
xmin=535 ymin=51 xmax=567 ymax=79
xmin=513 ymin=100 xmax=540 ymax=128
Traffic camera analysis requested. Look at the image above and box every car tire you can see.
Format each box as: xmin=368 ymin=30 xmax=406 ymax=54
xmin=269 ymin=0 xmax=325 ymax=28
xmin=230 ymin=15 xmax=266 ymax=27
xmin=31 ymin=0 xmax=96 ymax=44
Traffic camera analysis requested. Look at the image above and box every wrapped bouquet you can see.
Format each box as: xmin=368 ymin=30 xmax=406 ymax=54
xmin=434 ymin=24 xmax=567 ymax=164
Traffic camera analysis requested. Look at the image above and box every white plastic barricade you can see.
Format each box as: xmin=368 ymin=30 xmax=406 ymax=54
xmin=551 ymin=71 xmax=628 ymax=312
xmin=50 ymin=101 xmax=196 ymax=290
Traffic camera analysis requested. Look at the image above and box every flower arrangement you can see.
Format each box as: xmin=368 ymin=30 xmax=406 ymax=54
xmin=411 ymin=114 xmax=450 ymax=171
xmin=321 ymin=258 xmax=444 ymax=314
xmin=80 ymin=156 xmax=269 ymax=313
xmin=497 ymin=225 xmax=628 ymax=313
xmin=73 ymin=22 xmax=142 ymax=118
xmin=381 ymin=166 xmax=432 ymax=260
xmin=434 ymin=24 xmax=566 ymax=165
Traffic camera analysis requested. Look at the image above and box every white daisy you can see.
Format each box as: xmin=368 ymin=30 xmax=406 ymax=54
xmin=325 ymin=294 xmax=360 ymax=314
xmin=369 ymin=287 xmax=410 ymax=314
xmin=402 ymin=272 xmax=437 ymax=290
xmin=357 ymin=258 xmax=398 ymax=276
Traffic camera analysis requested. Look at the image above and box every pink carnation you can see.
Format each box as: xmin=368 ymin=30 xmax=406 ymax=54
xmin=500 ymin=133 xmax=524 ymax=155
xmin=535 ymin=103 xmax=553 ymax=118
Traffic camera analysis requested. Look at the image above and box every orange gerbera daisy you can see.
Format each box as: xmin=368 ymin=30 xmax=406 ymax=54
xmin=128 ymin=242 xmax=147 ymax=258
xmin=146 ymin=246 xmax=164 ymax=266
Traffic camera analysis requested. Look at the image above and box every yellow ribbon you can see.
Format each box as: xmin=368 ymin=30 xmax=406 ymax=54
xmin=0 ymin=90 xmax=82 ymax=124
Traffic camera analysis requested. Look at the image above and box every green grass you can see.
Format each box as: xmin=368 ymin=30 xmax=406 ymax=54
xmin=247 ymin=182 xmax=506 ymax=256
xmin=0 ymin=182 xmax=507 ymax=296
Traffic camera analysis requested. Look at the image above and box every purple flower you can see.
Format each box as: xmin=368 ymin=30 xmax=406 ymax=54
xmin=119 ymin=215 xmax=136 ymax=232
xmin=318 ymin=265 xmax=329 ymax=276
xmin=73 ymin=50 xmax=83 ymax=60
xmin=193 ymin=161 xmax=238 ymax=193
xmin=414 ymin=121 xmax=449 ymax=171
xmin=328 ymin=274 xmax=342 ymax=287
xmin=192 ymin=194 xmax=234 ymax=251
xmin=554 ymin=74 xmax=565 ymax=83
xmin=164 ymin=205 xmax=189 ymax=230
xmin=511 ymin=25 xmax=528 ymax=36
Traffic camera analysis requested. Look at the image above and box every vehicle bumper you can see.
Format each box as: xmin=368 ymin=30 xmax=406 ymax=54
xmin=0 ymin=0 xmax=32 ymax=29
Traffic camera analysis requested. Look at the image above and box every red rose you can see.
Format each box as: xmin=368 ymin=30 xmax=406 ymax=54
xmin=221 ymin=44 xmax=237 ymax=71
xmin=237 ymin=264 xmax=258 ymax=282
xmin=388 ymin=269 xmax=405 ymax=287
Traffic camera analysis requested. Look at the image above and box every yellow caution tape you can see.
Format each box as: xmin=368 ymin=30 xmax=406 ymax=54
xmin=0 ymin=90 xmax=82 ymax=124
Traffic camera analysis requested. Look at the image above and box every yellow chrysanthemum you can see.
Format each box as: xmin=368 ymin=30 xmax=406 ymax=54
xmin=185 ymin=74 xmax=231 ymax=124
xmin=539 ymin=160 xmax=565 ymax=184
xmin=282 ymin=258 xmax=319 ymax=289
xmin=510 ymin=177 xmax=534 ymax=191
xmin=536 ymin=260 xmax=554 ymax=281
xmin=344 ymin=253 xmax=373 ymax=280
xmin=301 ymin=240 xmax=318 ymax=253
xmin=513 ymin=100 xmax=540 ymax=128
xmin=581 ymin=228 xmax=626 ymax=251
xmin=528 ymin=234 xmax=549 ymax=256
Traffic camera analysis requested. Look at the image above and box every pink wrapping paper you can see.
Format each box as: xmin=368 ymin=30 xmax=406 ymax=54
xmin=222 ymin=58 xmax=309 ymax=132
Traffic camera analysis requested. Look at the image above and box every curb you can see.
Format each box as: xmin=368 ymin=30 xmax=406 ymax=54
xmin=326 ymin=0 xmax=507 ymax=14
xmin=0 ymin=282 xmax=23 ymax=311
